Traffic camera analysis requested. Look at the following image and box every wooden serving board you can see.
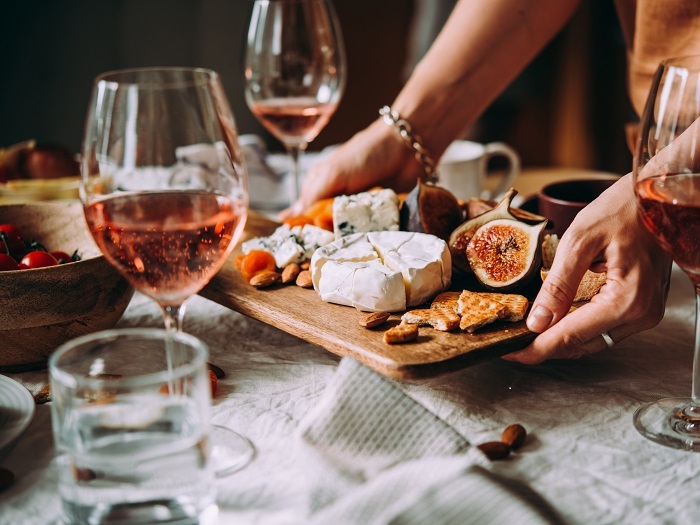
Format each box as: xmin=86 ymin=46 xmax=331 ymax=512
xmin=200 ymin=212 xmax=538 ymax=380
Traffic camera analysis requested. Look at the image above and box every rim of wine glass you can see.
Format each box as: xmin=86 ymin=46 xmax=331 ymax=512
xmin=49 ymin=327 xmax=209 ymax=390
xmin=94 ymin=66 xmax=221 ymax=89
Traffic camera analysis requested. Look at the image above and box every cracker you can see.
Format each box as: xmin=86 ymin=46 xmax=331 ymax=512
xmin=383 ymin=322 xmax=419 ymax=344
xmin=430 ymin=291 xmax=461 ymax=313
xmin=457 ymin=291 xmax=506 ymax=333
xmin=401 ymin=308 xmax=460 ymax=332
xmin=475 ymin=292 xmax=529 ymax=322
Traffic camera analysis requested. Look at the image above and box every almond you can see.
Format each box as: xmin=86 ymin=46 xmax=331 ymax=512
xmin=300 ymin=261 xmax=310 ymax=270
xmin=281 ymin=263 xmax=301 ymax=284
xmin=501 ymin=423 xmax=526 ymax=450
xmin=477 ymin=441 xmax=511 ymax=460
xmin=250 ymin=271 xmax=280 ymax=288
xmin=359 ymin=311 xmax=390 ymax=328
xmin=34 ymin=384 xmax=51 ymax=405
xmin=296 ymin=270 xmax=313 ymax=288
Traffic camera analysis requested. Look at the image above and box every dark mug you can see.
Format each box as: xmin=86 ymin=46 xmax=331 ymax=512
xmin=520 ymin=178 xmax=619 ymax=237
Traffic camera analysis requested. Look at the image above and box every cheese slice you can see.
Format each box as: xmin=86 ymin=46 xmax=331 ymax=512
xmin=311 ymin=231 xmax=452 ymax=312
xmin=332 ymin=188 xmax=400 ymax=239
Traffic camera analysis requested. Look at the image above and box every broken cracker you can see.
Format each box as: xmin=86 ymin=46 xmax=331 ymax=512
xmin=430 ymin=291 xmax=461 ymax=313
xmin=457 ymin=290 xmax=506 ymax=333
xmin=475 ymin=292 xmax=529 ymax=322
xmin=401 ymin=308 xmax=460 ymax=332
xmin=383 ymin=322 xmax=419 ymax=344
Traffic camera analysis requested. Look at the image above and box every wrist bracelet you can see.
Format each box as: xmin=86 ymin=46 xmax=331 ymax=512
xmin=379 ymin=105 xmax=438 ymax=184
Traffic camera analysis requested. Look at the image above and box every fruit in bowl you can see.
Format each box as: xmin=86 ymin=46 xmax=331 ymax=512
xmin=0 ymin=201 xmax=135 ymax=371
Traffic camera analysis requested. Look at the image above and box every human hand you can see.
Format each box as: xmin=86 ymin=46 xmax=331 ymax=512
xmin=503 ymin=174 xmax=673 ymax=364
xmin=279 ymin=120 xmax=424 ymax=219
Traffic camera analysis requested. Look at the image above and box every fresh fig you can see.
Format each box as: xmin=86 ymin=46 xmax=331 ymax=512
xmin=467 ymin=196 xmax=547 ymax=223
xmin=448 ymin=188 xmax=520 ymax=273
xmin=466 ymin=218 xmax=547 ymax=291
xmin=400 ymin=180 xmax=463 ymax=241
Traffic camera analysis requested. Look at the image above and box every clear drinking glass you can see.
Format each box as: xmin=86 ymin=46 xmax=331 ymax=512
xmin=49 ymin=328 xmax=217 ymax=525
xmin=244 ymin=0 xmax=346 ymax=203
xmin=633 ymin=55 xmax=700 ymax=451
xmin=81 ymin=67 xmax=253 ymax=474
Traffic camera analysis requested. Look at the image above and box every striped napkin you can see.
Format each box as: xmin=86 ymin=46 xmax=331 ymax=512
xmin=298 ymin=357 xmax=565 ymax=525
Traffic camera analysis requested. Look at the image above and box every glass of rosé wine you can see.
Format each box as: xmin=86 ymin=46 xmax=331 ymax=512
xmin=633 ymin=55 xmax=700 ymax=451
xmin=80 ymin=67 xmax=253 ymax=474
xmin=244 ymin=0 xmax=346 ymax=204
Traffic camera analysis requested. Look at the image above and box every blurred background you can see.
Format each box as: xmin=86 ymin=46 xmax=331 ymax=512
xmin=0 ymin=0 xmax=633 ymax=175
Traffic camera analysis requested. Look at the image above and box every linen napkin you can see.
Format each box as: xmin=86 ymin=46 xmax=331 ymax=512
xmin=298 ymin=357 xmax=566 ymax=525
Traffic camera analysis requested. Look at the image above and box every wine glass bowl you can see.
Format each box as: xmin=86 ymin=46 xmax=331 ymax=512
xmin=633 ymin=55 xmax=700 ymax=450
xmin=244 ymin=0 xmax=346 ymax=202
xmin=81 ymin=67 xmax=248 ymax=328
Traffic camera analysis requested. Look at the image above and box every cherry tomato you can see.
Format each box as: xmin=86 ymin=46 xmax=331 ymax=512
xmin=0 ymin=224 xmax=24 ymax=254
xmin=20 ymin=251 xmax=58 ymax=269
xmin=0 ymin=254 xmax=19 ymax=271
xmin=51 ymin=251 xmax=73 ymax=264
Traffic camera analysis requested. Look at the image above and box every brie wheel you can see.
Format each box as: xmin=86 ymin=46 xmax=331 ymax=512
xmin=310 ymin=231 xmax=452 ymax=312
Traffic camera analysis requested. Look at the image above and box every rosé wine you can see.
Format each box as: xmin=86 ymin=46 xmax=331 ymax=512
xmin=636 ymin=173 xmax=700 ymax=283
xmin=250 ymin=97 xmax=336 ymax=146
xmin=85 ymin=191 xmax=246 ymax=305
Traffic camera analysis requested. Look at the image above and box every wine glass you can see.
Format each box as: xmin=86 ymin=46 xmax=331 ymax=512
xmin=81 ymin=67 xmax=254 ymax=474
xmin=244 ymin=0 xmax=346 ymax=204
xmin=633 ymin=55 xmax=700 ymax=451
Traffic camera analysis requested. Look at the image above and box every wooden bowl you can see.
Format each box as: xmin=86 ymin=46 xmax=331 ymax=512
xmin=0 ymin=201 xmax=135 ymax=371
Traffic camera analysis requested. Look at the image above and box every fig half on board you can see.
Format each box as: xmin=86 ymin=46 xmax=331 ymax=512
xmin=400 ymin=181 xmax=463 ymax=241
xmin=466 ymin=218 xmax=547 ymax=292
xmin=448 ymin=188 xmax=520 ymax=273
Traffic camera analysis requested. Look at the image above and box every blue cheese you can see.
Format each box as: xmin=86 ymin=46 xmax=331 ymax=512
xmin=241 ymin=224 xmax=334 ymax=268
xmin=332 ymin=188 xmax=400 ymax=239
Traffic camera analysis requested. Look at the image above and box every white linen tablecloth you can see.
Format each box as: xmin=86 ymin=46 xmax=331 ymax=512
xmin=1 ymin=262 xmax=699 ymax=525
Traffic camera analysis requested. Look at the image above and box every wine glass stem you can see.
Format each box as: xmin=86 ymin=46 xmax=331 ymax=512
xmin=286 ymin=144 xmax=306 ymax=203
xmin=161 ymin=303 xmax=187 ymax=333
xmin=692 ymin=286 xmax=700 ymax=405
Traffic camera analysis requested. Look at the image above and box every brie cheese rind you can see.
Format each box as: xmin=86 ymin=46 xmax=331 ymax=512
xmin=242 ymin=224 xmax=335 ymax=268
xmin=332 ymin=188 xmax=400 ymax=239
xmin=311 ymin=231 xmax=452 ymax=312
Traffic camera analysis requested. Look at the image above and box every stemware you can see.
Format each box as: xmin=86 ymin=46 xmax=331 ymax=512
xmin=633 ymin=55 xmax=700 ymax=451
xmin=244 ymin=0 xmax=346 ymax=203
xmin=81 ymin=67 xmax=254 ymax=473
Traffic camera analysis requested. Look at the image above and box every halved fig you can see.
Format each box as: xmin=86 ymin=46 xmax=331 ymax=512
xmin=400 ymin=181 xmax=463 ymax=241
xmin=448 ymin=188 xmax=519 ymax=273
xmin=466 ymin=218 xmax=547 ymax=292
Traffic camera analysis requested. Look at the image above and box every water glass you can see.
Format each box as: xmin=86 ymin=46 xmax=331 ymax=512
xmin=49 ymin=328 xmax=217 ymax=524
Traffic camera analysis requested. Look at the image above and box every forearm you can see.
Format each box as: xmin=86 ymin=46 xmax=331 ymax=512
xmin=392 ymin=0 xmax=582 ymax=157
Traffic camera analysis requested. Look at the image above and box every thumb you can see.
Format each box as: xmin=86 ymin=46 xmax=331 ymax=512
xmin=527 ymin=246 xmax=589 ymax=333
xmin=277 ymin=199 xmax=305 ymax=221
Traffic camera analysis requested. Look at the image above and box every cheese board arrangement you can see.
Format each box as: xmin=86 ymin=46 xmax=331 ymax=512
xmin=201 ymin=184 xmax=603 ymax=380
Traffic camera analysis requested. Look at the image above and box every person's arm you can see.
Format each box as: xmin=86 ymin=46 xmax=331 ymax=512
xmin=282 ymin=0 xmax=582 ymax=216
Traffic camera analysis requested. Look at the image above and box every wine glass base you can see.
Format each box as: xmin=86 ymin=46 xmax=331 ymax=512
xmin=210 ymin=424 xmax=255 ymax=477
xmin=633 ymin=397 xmax=700 ymax=451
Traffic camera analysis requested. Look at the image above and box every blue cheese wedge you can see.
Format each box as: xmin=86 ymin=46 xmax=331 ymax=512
xmin=310 ymin=231 xmax=452 ymax=312
xmin=242 ymin=224 xmax=334 ymax=268
xmin=332 ymin=188 xmax=400 ymax=239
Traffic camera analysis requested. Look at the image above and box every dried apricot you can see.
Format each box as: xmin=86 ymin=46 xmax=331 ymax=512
xmin=314 ymin=212 xmax=334 ymax=232
xmin=304 ymin=197 xmax=334 ymax=219
xmin=284 ymin=215 xmax=315 ymax=228
xmin=240 ymin=250 xmax=276 ymax=280
xmin=234 ymin=253 xmax=246 ymax=270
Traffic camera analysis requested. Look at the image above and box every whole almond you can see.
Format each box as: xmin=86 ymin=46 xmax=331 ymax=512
xmin=359 ymin=311 xmax=391 ymax=328
xmin=250 ymin=271 xmax=280 ymax=288
xmin=477 ymin=441 xmax=511 ymax=460
xmin=300 ymin=261 xmax=311 ymax=270
xmin=501 ymin=424 xmax=527 ymax=450
xmin=296 ymin=270 xmax=313 ymax=288
xmin=281 ymin=263 xmax=301 ymax=284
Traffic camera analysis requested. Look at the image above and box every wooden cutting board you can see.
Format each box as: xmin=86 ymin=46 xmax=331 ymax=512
xmin=200 ymin=212 xmax=538 ymax=380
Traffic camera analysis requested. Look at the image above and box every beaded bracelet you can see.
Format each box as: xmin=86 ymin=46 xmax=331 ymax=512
xmin=379 ymin=105 xmax=438 ymax=184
